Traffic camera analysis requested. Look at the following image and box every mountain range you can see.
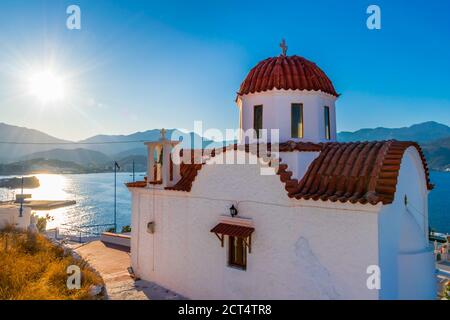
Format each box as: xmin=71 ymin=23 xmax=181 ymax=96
xmin=0 ymin=121 xmax=449 ymax=173
xmin=0 ymin=123 xmax=228 ymax=174
xmin=0 ymin=123 xmax=221 ymax=161
xmin=337 ymin=121 xmax=450 ymax=143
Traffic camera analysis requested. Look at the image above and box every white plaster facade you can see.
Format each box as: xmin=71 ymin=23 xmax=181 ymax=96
xmin=377 ymin=147 xmax=436 ymax=299
xmin=236 ymin=90 xmax=337 ymax=143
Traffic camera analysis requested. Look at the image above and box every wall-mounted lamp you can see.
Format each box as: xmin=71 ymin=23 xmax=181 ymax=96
xmin=230 ymin=204 xmax=238 ymax=217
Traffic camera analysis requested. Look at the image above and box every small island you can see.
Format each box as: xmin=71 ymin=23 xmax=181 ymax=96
xmin=0 ymin=176 xmax=40 ymax=189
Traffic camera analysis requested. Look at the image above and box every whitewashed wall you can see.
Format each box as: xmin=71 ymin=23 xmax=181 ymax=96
xmin=130 ymin=151 xmax=380 ymax=299
xmin=279 ymin=151 xmax=320 ymax=180
xmin=377 ymin=147 xmax=435 ymax=300
xmin=0 ymin=205 xmax=31 ymax=230
xmin=237 ymin=90 xmax=337 ymax=143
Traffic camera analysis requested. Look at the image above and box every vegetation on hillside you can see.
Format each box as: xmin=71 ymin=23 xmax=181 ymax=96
xmin=0 ymin=158 xmax=87 ymax=175
xmin=0 ymin=157 xmax=147 ymax=175
xmin=0 ymin=176 xmax=40 ymax=189
xmin=0 ymin=227 xmax=103 ymax=300
xmin=444 ymin=281 xmax=450 ymax=300
xmin=121 ymin=225 xmax=131 ymax=233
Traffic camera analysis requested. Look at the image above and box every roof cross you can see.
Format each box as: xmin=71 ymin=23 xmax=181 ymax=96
xmin=279 ymin=38 xmax=288 ymax=56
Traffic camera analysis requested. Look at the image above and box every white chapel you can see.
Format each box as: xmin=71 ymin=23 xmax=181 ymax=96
xmin=126 ymin=43 xmax=436 ymax=300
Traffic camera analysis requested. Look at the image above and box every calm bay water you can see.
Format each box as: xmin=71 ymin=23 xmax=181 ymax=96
xmin=0 ymin=171 xmax=449 ymax=233
xmin=429 ymin=171 xmax=450 ymax=234
xmin=0 ymin=172 xmax=145 ymax=231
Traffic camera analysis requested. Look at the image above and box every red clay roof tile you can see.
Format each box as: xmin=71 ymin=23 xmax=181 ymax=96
xmin=165 ymin=140 xmax=432 ymax=206
xmin=287 ymin=141 xmax=433 ymax=205
xmin=238 ymin=55 xmax=338 ymax=97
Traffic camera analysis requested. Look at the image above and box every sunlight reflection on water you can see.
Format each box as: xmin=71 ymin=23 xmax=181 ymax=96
xmin=0 ymin=172 xmax=142 ymax=230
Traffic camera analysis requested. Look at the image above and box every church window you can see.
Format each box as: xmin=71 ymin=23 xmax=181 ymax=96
xmin=253 ymin=105 xmax=263 ymax=139
xmin=291 ymin=103 xmax=304 ymax=138
xmin=228 ymin=236 xmax=247 ymax=270
xmin=324 ymin=106 xmax=331 ymax=140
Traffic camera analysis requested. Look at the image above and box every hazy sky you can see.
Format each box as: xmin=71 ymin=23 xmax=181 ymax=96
xmin=0 ymin=0 xmax=449 ymax=141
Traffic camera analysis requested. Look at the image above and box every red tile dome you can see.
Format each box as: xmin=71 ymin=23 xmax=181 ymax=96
xmin=238 ymin=55 xmax=338 ymax=97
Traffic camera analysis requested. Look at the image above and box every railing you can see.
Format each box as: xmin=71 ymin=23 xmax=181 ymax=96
xmin=49 ymin=223 xmax=116 ymax=243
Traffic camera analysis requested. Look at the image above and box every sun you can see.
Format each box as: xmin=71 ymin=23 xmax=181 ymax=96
xmin=29 ymin=70 xmax=65 ymax=103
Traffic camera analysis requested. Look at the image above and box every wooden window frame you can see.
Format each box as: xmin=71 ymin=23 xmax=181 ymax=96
xmin=291 ymin=103 xmax=304 ymax=138
xmin=228 ymin=236 xmax=247 ymax=270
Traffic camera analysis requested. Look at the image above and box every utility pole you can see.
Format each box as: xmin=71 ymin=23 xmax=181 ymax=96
xmin=19 ymin=176 xmax=24 ymax=217
xmin=114 ymin=161 xmax=120 ymax=233
xmin=132 ymin=160 xmax=135 ymax=182
xmin=18 ymin=163 xmax=24 ymax=218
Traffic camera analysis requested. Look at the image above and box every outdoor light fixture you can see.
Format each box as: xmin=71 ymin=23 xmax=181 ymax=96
xmin=229 ymin=205 xmax=238 ymax=217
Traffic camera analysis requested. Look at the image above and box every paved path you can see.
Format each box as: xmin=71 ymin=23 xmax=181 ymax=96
xmin=75 ymin=240 xmax=184 ymax=300
xmin=438 ymin=260 xmax=450 ymax=272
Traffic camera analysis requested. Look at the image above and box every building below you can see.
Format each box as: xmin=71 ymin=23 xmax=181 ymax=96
xmin=0 ymin=202 xmax=31 ymax=230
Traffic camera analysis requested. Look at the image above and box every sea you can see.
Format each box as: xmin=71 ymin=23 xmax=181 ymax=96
xmin=0 ymin=171 xmax=449 ymax=234
xmin=0 ymin=172 xmax=142 ymax=232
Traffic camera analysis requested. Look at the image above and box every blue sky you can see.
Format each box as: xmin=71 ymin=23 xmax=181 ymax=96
xmin=0 ymin=0 xmax=449 ymax=141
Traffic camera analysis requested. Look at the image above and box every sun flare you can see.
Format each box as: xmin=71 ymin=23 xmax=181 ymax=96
xmin=29 ymin=70 xmax=65 ymax=103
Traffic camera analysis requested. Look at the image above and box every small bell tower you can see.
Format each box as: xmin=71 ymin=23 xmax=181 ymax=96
xmin=145 ymin=129 xmax=181 ymax=188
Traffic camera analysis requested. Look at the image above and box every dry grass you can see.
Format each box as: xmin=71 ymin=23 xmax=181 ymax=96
xmin=445 ymin=281 xmax=450 ymax=300
xmin=0 ymin=227 xmax=104 ymax=300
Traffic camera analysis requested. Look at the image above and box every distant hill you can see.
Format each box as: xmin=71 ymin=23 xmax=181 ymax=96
xmin=21 ymin=148 xmax=111 ymax=167
xmin=0 ymin=158 xmax=88 ymax=175
xmin=0 ymin=124 xmax=222 ymax=164
xmin=421 ymin=137 xmax=450 ymax=171
xmin=78 ymin=129 xmax=216 ymax=156
xmin=0 ymin=123 xmax=227 ymax=174
xmin=0 ymin=123 xmax=70 ymax=161
xmin=116 ymin=155 xmax=147 ymax=172
xmin=112 ymin=147 xmax=147 ymax=159
xmin=338 ymin=121 xmax=450 ymax=171
xmin=338 ymin=121 xmax=450 ymax=143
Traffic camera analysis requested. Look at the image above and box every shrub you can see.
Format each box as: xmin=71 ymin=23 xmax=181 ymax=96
xmin=35 ymin=214 xmax=54 ymax=233
xmin=0 ymin=228 xmax=103 ymax=300
xmin=121 ymin=225 xmax=131 ymax=233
